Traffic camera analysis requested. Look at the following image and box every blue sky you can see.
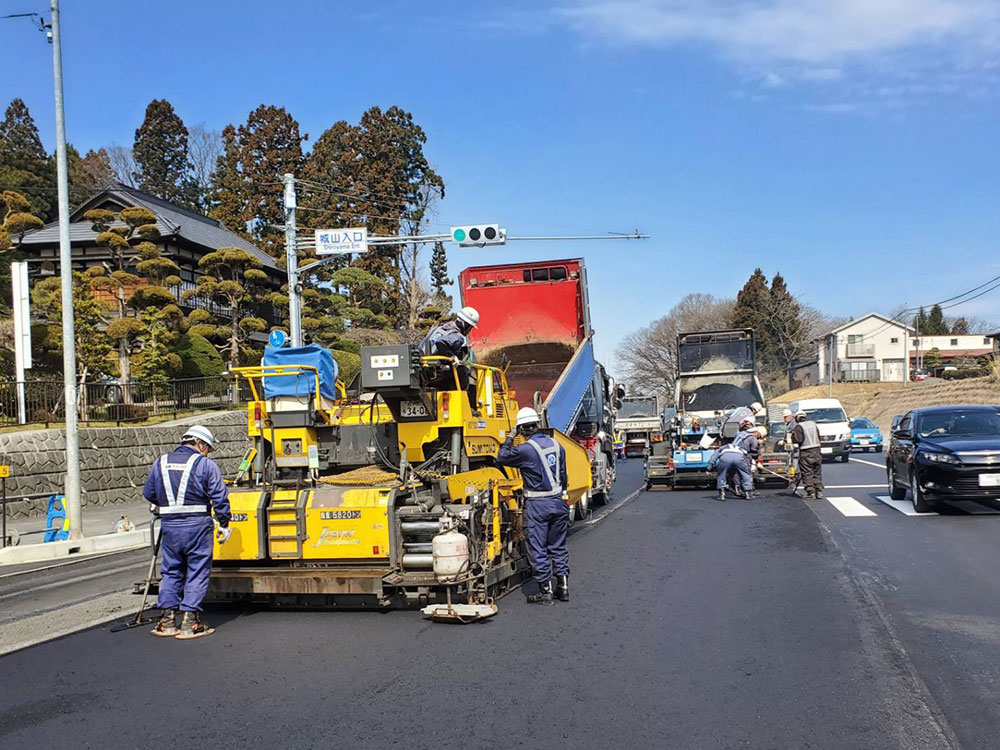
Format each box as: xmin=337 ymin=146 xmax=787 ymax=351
xmin=3 ymin=0 xmax=1000 ymax=370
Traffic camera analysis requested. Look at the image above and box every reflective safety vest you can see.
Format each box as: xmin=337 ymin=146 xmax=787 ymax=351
xmin=157 ymin=452 xmax=208 ymax=515
xmin=796 ymin=420 xmax=821 ymax=450
xmin=522 ymin=435 xmax=564 ymax=498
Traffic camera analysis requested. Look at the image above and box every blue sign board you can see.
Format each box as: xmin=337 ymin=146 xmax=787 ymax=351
xmin=269 ymin=329 xmax=287 ymax=348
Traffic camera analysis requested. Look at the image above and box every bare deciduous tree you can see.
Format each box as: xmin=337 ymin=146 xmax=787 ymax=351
xmin=615 ymin=294 xmax=735 ymax=399
xmin=106 ymin=144 xmax=136 ymax=187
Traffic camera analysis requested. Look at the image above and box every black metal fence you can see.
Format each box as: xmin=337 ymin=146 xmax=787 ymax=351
xmin=0 ymin=376 xmax=250 ymax=428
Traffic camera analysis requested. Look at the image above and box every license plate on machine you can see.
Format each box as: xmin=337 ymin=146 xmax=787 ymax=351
xmin=684 ymin=452 xmax=702 ymax=463
xmin=859 ymin=440 xmax=869 ymax=445
xmin=978 ymin=474 xmax=1000 ymax=487
xmin=399 ymin=399 xmax=429 ymax=418
xmin=821 ymin=447 xmax=833 ymax=454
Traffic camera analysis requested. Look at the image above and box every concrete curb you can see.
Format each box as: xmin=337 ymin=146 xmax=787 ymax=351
xmin=0 ymin=528 xmax=151 ymax=566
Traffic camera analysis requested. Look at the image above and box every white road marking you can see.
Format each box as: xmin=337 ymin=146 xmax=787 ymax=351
xmin=823 ymin=482 xmax=885 ymax=490
xmin=583 ymin=486 xmax=643 ymax=527
xmin=875 ymin=495 xmax=938 ymax=516
xmin=826 ymin=496 xmax=877 ymax=517
xmin=850 ymin=457 xmax=887 ymax=470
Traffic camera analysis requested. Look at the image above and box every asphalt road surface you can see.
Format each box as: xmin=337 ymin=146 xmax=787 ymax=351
xmin=2 ymin=455 xmax=1000 ymax=749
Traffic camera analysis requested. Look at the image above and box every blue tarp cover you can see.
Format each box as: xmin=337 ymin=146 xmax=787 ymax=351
xmin=262 ymin=344 xmax=338 ymax=402
xmin=543 ymin=339 xmax=596 ymax=433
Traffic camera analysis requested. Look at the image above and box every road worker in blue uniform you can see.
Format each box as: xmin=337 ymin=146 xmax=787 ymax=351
xmin=420 ymin=306 xmax=481 ymax=415
xmin=143 ymin=425 xmax=231 ymax=639
xmin=708 ymin=440 xmax=754 ymax=502
xmin=497 ymin=407 xmax=569 ymax=605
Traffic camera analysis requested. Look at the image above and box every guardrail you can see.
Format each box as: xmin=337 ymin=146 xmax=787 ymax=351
xmin=0 ymin=376 xmax=251 ymax=428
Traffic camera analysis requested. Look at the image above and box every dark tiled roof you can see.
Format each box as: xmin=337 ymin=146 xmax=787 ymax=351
xmin=19 ymin=183 xmax=278 ymax=270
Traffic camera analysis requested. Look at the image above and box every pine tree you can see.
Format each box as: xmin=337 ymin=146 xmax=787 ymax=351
xmin=925 ymin=304 xmax=948 ymax=335
xmin=732 ymin=269 xmax=772 ymax=364
xmin=183 ymin=247 xmax=268 ymax=375
xmin=210 ymin=105 xmax=304 ymax=256
xmin=913 ymin=307 xmax=928 ymax=334
xmin=430 ymin=241 xmax=452 ymax=297
xmin=133 ymin=99 xmax=191 ymax=205
xmin=0 ymin=99 xmax=54 ymax=220
xmin=951 ymin=317 xmax=970 ymax=335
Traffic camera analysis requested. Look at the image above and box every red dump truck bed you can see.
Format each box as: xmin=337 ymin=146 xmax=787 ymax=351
xmin=459 ymin=258 xmax=591 ymax=406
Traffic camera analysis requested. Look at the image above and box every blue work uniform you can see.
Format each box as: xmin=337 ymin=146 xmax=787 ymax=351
xmin=732 ymin=430 xmax=760 ymax=460
xmin=708 ymin=444 xmax=753 ymax=493
xmin=419 ymin=320 xmax=469 ymax=360
xmin=497 ymin=433 xmax=569 ymax=584
xmin=143 ymin=445 xmax=231 ymax=613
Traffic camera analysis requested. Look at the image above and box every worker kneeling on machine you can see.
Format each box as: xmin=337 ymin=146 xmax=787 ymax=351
xmin=143 ymin=425 xmax=232 ymax=639
xmin=497 ymin=407 xmax=570 ymax=605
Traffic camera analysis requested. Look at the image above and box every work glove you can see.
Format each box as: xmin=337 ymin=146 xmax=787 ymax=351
xmin=216 ymin=526 xmax=233 ymax=544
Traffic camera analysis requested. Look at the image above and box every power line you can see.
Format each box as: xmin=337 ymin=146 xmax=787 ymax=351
xmin=295 ymin=204 xmax=451 ymax=230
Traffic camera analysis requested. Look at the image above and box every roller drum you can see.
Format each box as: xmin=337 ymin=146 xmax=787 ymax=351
xmin=402 ymin=553 xmax=434 ymax=569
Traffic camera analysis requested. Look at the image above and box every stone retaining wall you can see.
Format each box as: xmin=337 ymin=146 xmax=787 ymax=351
xmin=0 ymin=412 xmax=248 ymax=519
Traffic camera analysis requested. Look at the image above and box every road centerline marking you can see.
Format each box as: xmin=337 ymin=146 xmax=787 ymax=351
xmin=827 ymin=496 xmax=877 ymax=517
xmin=874 ymin=494 xmax=938 ymax=516
xmin=850 ymin=457 xmax=887 ymax=469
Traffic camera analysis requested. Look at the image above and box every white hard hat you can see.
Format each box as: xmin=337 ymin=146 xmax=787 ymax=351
xmin=782 ymin=408 xmax=794 ymax=418
xmin=795 ymin=409 xmax=808 ymax=420
xmin=515 ymin=407 xmax=541 ymax=427
xmin=754 ymin=425 xmax=768 ymax=438
xmin=457 ymin=306 xmax=480 ymax=328
xmin=751 ymin=402 xmax=763 ymax=414
xmin=182 ymin=424 xmax=215 ymax=449
xmin=740 ymin=418 xmax=754 ymax=428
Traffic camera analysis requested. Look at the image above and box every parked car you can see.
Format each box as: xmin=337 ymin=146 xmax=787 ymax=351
xmin=886 ymin=405 xmax=1000 ymax=512
xmin=788 ymin=397 xmax=851 ymax=463
xmin=849 ymin=417 xmax=883 ymax=453
xmin=910 ymin=369 xmax=930 ymax=382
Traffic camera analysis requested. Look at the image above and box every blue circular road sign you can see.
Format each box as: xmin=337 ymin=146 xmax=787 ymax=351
xmin=269 ymin=329 xmax=288 ymax=348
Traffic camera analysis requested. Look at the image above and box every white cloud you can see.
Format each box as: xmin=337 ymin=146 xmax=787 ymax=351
xmin=556 ymin=0 xmax=1000 ymax=64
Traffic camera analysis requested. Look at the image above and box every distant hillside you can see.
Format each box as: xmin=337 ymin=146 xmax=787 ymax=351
xmin=774 ymin=378 xmax=1000 ymax=433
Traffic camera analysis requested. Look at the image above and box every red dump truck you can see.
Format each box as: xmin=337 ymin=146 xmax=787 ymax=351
xmin=459 ymin=258 xmax=620 ymax=521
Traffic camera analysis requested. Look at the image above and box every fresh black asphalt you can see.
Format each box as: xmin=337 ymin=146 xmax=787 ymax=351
xmin=1 ymin=457 xmax=996 ymax=748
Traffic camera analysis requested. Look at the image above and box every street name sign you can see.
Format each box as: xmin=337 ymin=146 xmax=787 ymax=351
xmin=315 ymin=228 xmax=368 ymax=255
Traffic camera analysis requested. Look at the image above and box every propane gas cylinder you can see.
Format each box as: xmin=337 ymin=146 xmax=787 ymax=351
xmin=432 ymin=529 xmax=470 ymax=581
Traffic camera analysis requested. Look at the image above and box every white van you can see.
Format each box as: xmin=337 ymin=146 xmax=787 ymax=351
xmin=787 ymin=397 xmax=851 ymax=463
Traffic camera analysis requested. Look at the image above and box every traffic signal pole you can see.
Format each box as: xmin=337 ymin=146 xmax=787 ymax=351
xmin=283 ymin=174 xmax=303 ymax=347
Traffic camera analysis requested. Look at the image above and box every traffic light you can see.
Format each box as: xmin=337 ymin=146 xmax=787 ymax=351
xmin=450 ymin=224 xmax=506 ymax=247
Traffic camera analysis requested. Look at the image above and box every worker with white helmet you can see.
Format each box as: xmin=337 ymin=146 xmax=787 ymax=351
xmin=790 ymin=409 xmax=824 ymax=499
xmin=420 ymin=306 xmax=481 ymax=415
xmin=731 ymin=419 xmax=760 ymax=499
xmin=727 ymin=401 xmax=765 ymax=429
xmin=496 ymin=407 xmax=570 ymax=605
xmin=142 ymin=425 xmax=231 ymax=639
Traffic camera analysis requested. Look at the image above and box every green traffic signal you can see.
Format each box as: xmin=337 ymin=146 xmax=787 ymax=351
xmin=453 ymin=228 xmax=466 ymax=242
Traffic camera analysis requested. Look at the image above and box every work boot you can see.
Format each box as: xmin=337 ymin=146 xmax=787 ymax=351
xmin=526 ymin=580 xmax=555 ymax=605
xmin=717 ymin=489 xmax=726 ymax=502
xmin=555 ymin=575 xmax=569 ymax=602
xmin=151 ymin=608 xmax=178 ymax=637
xmin=745 ymin=488 xmax=756 ymax=500
xmin=175 ymin=611 xmax=215 ymax=640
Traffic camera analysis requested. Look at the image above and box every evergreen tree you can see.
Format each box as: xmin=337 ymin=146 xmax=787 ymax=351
xmin=430 ymin=241 xmax=452 ymax=297
xmin=183 ymin=247 xmax=268 ymax=375
xmin=732 ymin=268 xmax=772 ymax=364
xmin=67 ymin=145 xmax=114 ymax=208
xmin=766 ymin=273 xmax=807 ymax=371
xmin=133 ymin=99 xmax=191 ymax=205
xmin=923 ymin=347 xmax=942 ymax=370
xmin=0 ymin=99 xmax=54 ymax=220
xmin=210 ymin=105 xmax=304 ymax=256
xmin=951 ymin=317 xmax=970 ymax=335
xmin=33 ymin=271 xmax=113 ymax=383
xmin=924 ymin=304 xmax=948 ymax=335
xmin=913 ymin=307 xmax=928 ymax=334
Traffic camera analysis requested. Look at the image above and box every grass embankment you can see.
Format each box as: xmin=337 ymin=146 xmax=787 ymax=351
xmin=774 ymin=378 xmax=1000 ymax=434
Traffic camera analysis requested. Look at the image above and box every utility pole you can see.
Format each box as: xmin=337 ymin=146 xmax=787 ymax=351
xmin=828 ymin=335 xmax=834 ymax=396
xmin=283 ymin=174 xmax=302 ymax=347
xmin=50 ymin=0 xmax=82 ymax=537
xmin=903 ymin=322 xmax=909 ymax=388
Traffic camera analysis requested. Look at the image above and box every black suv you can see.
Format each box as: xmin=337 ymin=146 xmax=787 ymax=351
xmin=887 ymin=405 xmax=1000 ymax=512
